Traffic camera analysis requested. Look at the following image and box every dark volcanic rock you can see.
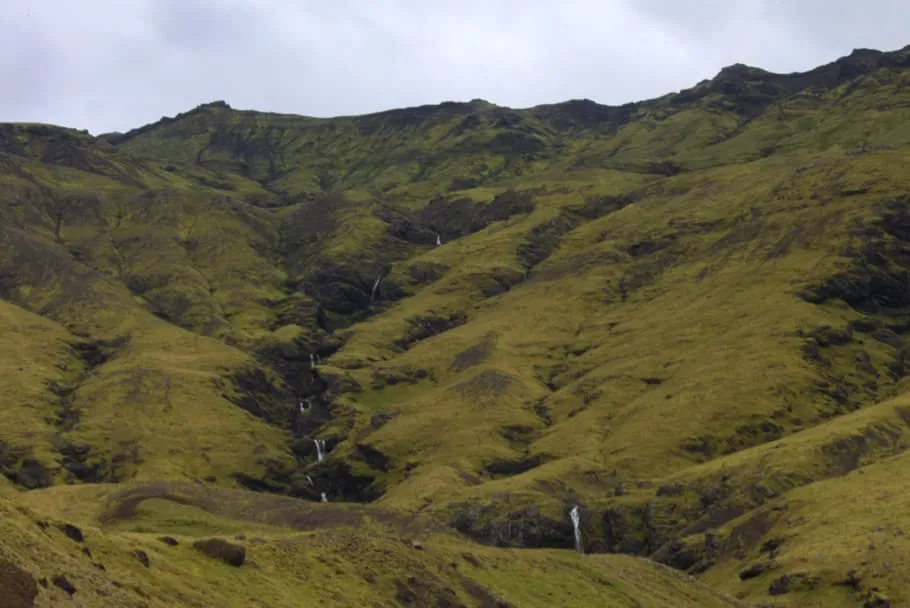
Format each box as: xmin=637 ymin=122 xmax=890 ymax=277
xmin=51 ymin=574 xmax=76 ymax=596
xmin=14 ymin=458 xmax=52 ymax=489
xmin=739 ymin=563 xmax=769 ymax=580
xmin=802 ymin=199 xmax=910 ymax=313
xmin=652 ymin=539 xmax=702 ymax=571
xmin=132 ymin=550 xmax=151 ymax=568
xmin=769 ymin=575 xmax=792 ymax=595
xmin=392 ymin=312 xmax=468 ymax=352
xmin=58 ymin=442 xmax=104 ymax=483
xmin=234 ymin=456 xmax=383 ymax=504
xmin=531 ymin=98 xmax=638 ymax=132
xmin=369 ymin=411 xmax=398 ymax=429
xmin=59 ymin=523 xmax=84 ymax=543
xmin=354 ymin=443 xmax=392 ymax=472
xmin=670 ymin=48 xmax=910 ymax=118
xmin=452 ymin=505 xmax=576 ymax=549
xmin=407 ymin=262 xmax=450 ymax=284
xmin=192 ymin=538 xmax=246 ymax=567
xmin=222 ymin=367 xmax=290 ymax=422
xmin=419 ymin=190 xmax=534 ymax=242
xmin=483 ymin=455 xmax=545 ymax=477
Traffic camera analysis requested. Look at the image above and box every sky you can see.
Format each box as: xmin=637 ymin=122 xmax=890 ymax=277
xmin=2 ymin=1 xmax=909 ymax=135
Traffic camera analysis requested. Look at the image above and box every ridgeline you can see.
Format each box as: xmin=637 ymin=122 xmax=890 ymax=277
xmin=2 ymin=44 xmax=910 ymax=607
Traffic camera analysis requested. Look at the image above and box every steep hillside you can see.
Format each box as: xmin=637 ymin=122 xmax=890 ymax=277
xmin=2 ymin=43 xmax=910 ymax=606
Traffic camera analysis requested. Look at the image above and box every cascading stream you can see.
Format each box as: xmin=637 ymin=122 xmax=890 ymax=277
xmin=570 ymin=506 xmax=583 ymax=554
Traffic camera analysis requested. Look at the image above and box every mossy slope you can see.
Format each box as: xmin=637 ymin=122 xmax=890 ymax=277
xmin=3 ymin=43 xmax=910 ymax=606
xmin=0 ymin=483 xmax=741 ymax=607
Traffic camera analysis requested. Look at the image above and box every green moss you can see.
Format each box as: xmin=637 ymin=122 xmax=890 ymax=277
xmin=4 ymin=46 xmax=910 ymax=606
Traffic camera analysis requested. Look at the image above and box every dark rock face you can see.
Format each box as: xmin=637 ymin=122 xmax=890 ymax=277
xmin=14 ymin=459 xmax=51 ymax=489
xmin=651 ymin=539 xmax=702 ymax=572
xmin=801 ymin=199 xmax=910 ymax=313
xmin=58 ymin=442 xmax=102 ymax=482
xmin=355 ymin=101 xmax=478 ymax=136
xmin=602 ymin=505 xmax=664 ymax=555
xmin=419 ymin=190 xmax=534 ymax=243
xmin=791 ymin=199 xmax=910 ymax=420
xmin=739 ymin=563 xmax=769 ymax=580
xmin=483 ymin=455 xmax=545 ymax=478
xmin=0 ymin=442 xmax=52 ymax=489
xmin=407 ymin=262 xmax=450 ymax=285
xmin=0 ymin=560 xmax=39 ymax=608
xmin=233 ymin=456 xmax=383 ymax=504
xmin=767 ymin=572 xmax=820 ymax=596
xmin=530 ymin=98 xmax=638 ymax=132
xmin=132 ymin=550 xmax=151 ymax=568
xmin=670 ymin=48 xmax=910 ymax=118
xmin=655 ymin=484 xmax=684 ymax=497
xmin=514 ymin=193 xmax=637 ymax=281
xmin=769 ymin=575 xmax=792 ymax=595
xmin=317 ymin=460 xmax=384 ymax=502
xmin=369 ymin=412 xmax=398 ymax=429
xmin=51 ymin=574 xmax=76 ymax=596
xmin=59 ymin=523 xmax=84 ymax=543
xmin=57 ymin=439 xmax=138 ymax=485
xmin=452 ymin=505 xmax=575 ymax=550
xmin=354 ymin=443 xmax=392 ymax=473
xmin=392 ymin=312 xmax=468 ymax=352
xmin=252 ymin=333 xmax=340 ymax=401
xmin=298 ymin=261 xmax=389 ymax=319
xmin=192 ymin=538 xmax=246 ymax=567
xmin=376 ymin=207 xmax=438 ymax=246
xmin=319 ymin=368 xmax=363 ymax=396
xmin=221 ymin=367 xmax=289 ymax=422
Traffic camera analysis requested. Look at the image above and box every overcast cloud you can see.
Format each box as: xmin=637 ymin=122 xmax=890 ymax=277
xmin=2 ymin=1 xmax=909 ymax=134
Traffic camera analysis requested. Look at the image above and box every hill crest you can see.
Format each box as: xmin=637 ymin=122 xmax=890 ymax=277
xmin=3 ymin=40 xmax=910 ymax=607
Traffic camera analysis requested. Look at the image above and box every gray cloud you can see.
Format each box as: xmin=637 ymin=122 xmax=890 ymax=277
xmin=1 ymin=1 xmax=908 ymax=134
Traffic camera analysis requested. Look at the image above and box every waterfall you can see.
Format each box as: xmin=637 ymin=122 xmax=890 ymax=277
xmin=314 ymin=439 xmax=326 ymax=462
xmin=320 ymin=492 xmax=328 ymax=503
xmin=436 ymin=233 xmax=442 ymax=247
xmin=310 ymin=353 xmax=315 ymax=369
xmin=298 ymin=398 xmax=311 ymax=413
xmin=570 ymin=506 xmax=583 ymax=554
xmin=306 ymin=475 xmax=314 ymax=487
xmin=370 ymin=274 xmax=382 ymax=305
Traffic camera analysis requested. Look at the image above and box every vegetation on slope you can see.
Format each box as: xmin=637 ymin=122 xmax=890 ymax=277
xmin=2 ymin=482 xmax=741 ymax=607
xmin=2 ymin=43 xmax=910 ymax=606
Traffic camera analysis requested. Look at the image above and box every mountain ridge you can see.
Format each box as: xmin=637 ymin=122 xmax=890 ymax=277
xmin=93 ymin=42 xmax=910 ymax=143
xmin=3 ymin=41 xmax=910 ymax=606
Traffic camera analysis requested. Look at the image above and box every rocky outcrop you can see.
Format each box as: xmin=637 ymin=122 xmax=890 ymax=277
xmin=451 ymin=504 xmax=576 ymax=550
xmin=419 ymin=190 xmax=535 ymax=242
xmin=192 ymin=538 xmax=246 ymax=567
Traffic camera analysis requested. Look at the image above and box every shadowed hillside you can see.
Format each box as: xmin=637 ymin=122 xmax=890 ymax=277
xmin=2 ymin=43 xmax=910 ymax=606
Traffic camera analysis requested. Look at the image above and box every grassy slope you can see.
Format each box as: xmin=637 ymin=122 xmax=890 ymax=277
xmin=3 ymin=44 xmax=910 ymax=606
xmin=0 ymin=483 xmax=740 ymax=608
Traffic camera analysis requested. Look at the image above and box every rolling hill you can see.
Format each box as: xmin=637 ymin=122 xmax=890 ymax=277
xmin=2 ymin=43 xmax=910 ymax=607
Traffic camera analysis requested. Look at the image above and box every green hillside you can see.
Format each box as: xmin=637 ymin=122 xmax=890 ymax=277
xmin=2 ymin=44 xmax=910 ymax=607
